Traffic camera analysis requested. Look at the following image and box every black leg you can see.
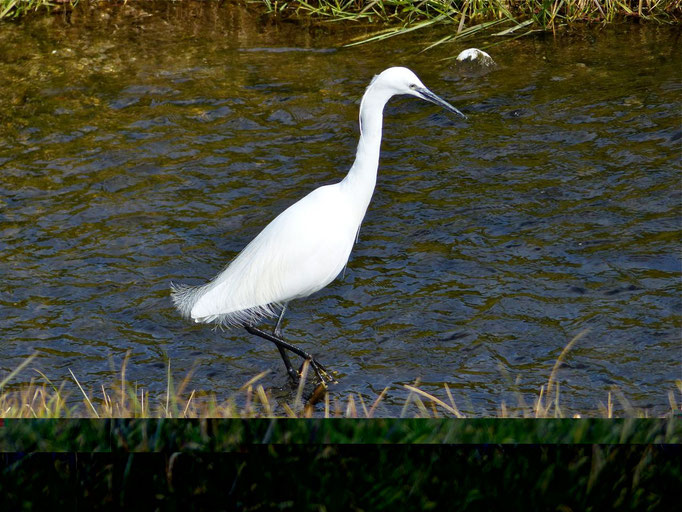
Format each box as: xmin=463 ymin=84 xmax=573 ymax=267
xmin=276 ymin=346 xmax=297 ymax=382
xmin=243 ymin=323 xmax=332 ymax=383
xmin=272 ymin=305 xmax=297 ymax=381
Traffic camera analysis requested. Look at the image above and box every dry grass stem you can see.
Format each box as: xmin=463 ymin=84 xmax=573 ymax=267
xmin=68 ymin=368 xmax=99 ymax=418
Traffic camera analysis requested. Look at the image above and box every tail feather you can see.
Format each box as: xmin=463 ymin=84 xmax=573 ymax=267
xmin=170 ymin=281 xmax=281 ymax=327
xmin=170 ymin=282 xmax=209 ymax=320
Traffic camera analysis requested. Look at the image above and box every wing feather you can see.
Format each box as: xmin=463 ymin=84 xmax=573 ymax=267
xmin=171 ymin=184 xmax=356 ymax=327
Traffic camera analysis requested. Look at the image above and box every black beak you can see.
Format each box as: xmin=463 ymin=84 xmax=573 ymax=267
xmin=416 ymin=86 xmax=467 ymax=119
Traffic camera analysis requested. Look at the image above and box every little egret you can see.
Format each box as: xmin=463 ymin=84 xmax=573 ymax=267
xmin=171 ymin=67 xmax=466 ymax=383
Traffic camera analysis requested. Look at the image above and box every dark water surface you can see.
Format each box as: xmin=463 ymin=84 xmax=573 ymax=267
xmin=1 ymin=3 xmax=680 ymax=416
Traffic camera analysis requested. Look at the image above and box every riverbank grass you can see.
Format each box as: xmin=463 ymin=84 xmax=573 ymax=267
xmin=258 ymin=0 xmax=681 ymax=46
xmin=2 ymin=1 xmax=681 ymax=30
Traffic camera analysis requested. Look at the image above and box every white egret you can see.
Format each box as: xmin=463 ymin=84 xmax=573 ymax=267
xmin=171 ymin=67 xmax=466 ymax=382
xmin=456 ymin=48 xmax=495 ymax=66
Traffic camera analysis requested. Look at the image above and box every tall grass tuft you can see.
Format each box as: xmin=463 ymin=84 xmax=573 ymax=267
xmin=0 ymin=0 xmax=75 ymax=20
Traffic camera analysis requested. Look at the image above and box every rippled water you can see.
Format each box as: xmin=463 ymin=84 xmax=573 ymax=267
xmin=1 ymin=3 xmax=680 ymax=416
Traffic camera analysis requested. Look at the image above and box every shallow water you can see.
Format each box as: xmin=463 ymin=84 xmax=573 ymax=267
xmin=1 ymin=2 xmax=680 ymax=416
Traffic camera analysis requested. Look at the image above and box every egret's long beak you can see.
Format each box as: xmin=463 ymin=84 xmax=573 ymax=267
xmin=416 ymin=86 xmax=467 ymax=119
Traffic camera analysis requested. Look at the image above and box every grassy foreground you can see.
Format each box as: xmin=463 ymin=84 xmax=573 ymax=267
xmin=2 ymin=334 xmax=681 ymax=418
xmin=0 ymin=444 xmax=678 ymax=509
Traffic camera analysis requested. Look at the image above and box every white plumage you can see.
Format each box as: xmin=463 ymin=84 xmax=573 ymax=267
xmin=171 ymin=67 xmax=465 ymax=331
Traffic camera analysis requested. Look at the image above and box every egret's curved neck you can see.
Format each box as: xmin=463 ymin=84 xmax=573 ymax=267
xmin=341 ymin=83 xmax=393 ymax=219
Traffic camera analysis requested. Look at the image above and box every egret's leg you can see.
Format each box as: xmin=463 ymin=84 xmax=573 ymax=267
xmin=272 ymin=305 xmax=297 ymax=381
xmin=274 ymin=304 xmax=287 ymax=336
xmin=243 ymin=324 xmax=332 ymax=383
xmin=276 ymin=345 xmax=298 ymax=382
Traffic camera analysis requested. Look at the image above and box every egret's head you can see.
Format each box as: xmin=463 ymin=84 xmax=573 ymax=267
xmin=371 ymin=67 xmax=467 ymax=119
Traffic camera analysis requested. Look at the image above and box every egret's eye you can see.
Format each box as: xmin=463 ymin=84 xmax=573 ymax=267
xmin=409 ymin=84 xmax=418 ymax=90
